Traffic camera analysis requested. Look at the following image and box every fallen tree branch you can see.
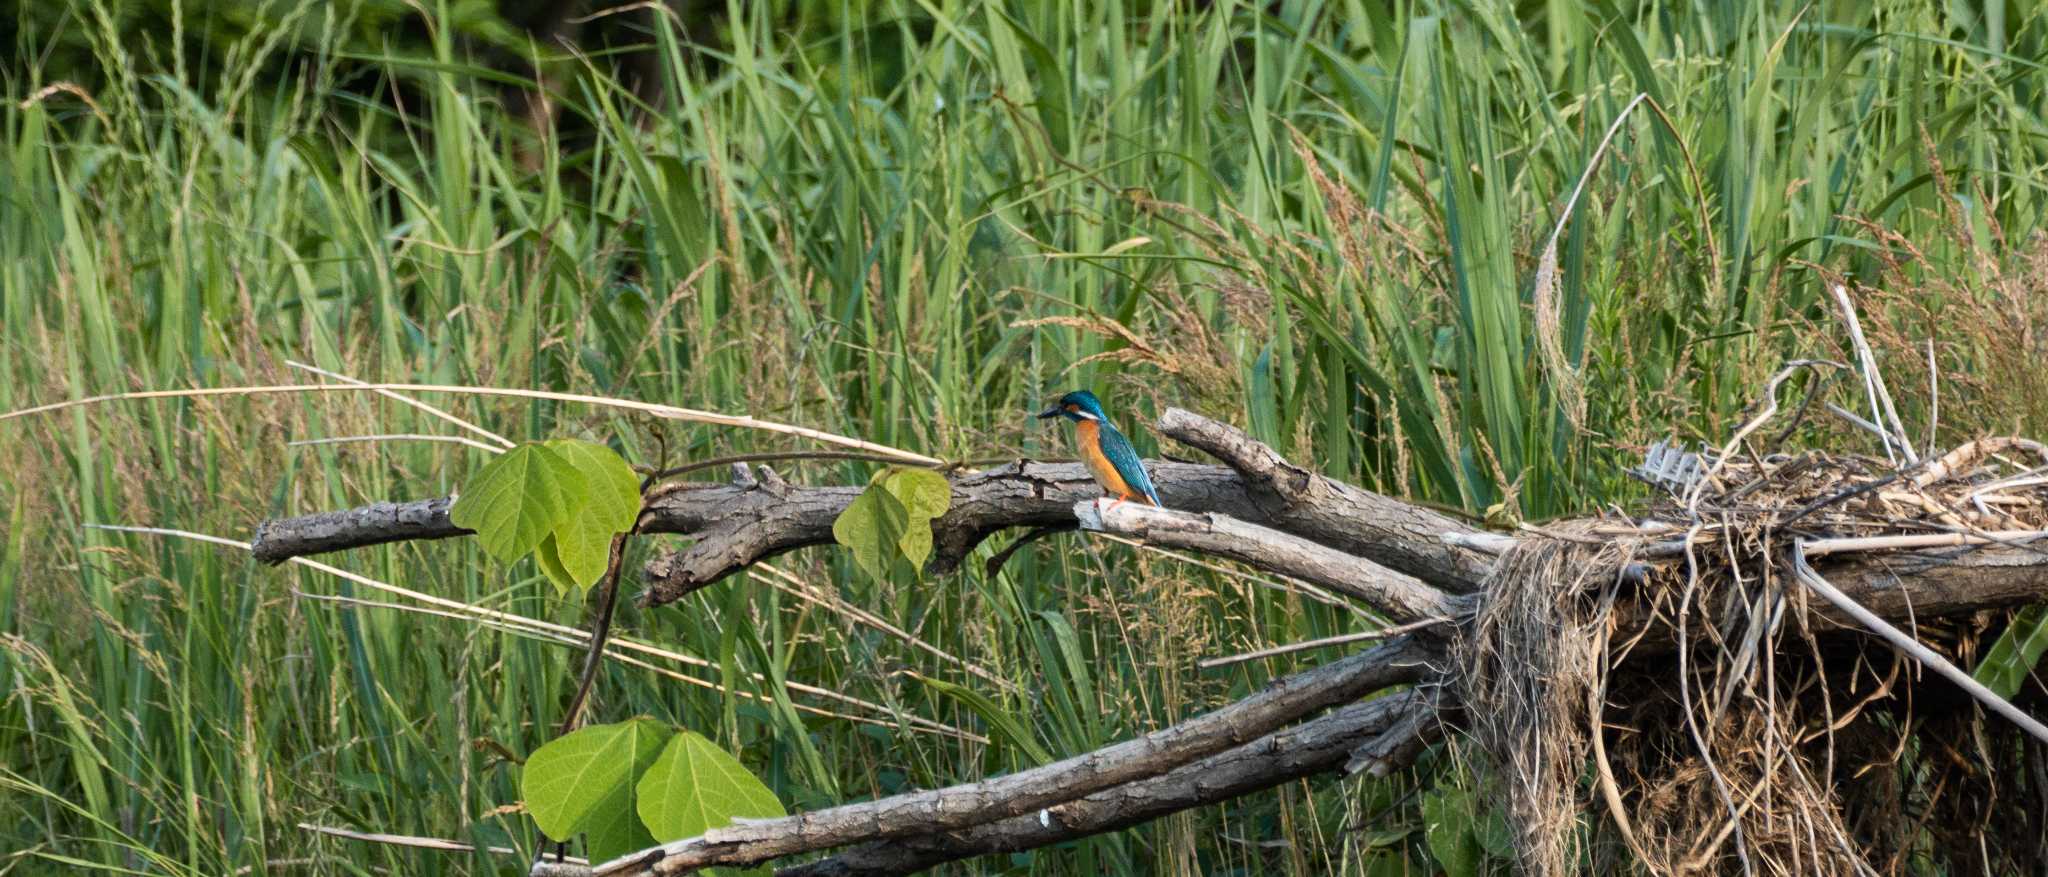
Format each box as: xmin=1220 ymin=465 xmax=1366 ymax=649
xmin=773 ymin=691 xmax=1434 ymax=877
xmin=1157 ymin=408 xmax=1492 ymax=591
xmin=1077 ymin=499 xmax=1466 ymax=623
xmin=1791 ymin=542 xmax=2048 ymax=744
xmin=250 ymin=409 xmax=1493 ymax=606
xmin=524 ymin=691 xmax=1438 ymax=877
xmin=251 ymin=496 xmax=465 ymax=562
xmin=581 ymin=637 xmax=1439 ymax=875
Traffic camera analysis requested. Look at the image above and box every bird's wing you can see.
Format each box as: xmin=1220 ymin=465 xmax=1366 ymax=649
xmin=1098 ymin=425 xmax=1163 ymax=506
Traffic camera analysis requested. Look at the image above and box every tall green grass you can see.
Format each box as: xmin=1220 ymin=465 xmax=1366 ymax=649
xmin=4 ymin=0 xmax=2046 ymax=873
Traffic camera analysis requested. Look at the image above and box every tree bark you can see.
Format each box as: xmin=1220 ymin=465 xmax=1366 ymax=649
xmin=776 ymin=690 xmax=1434 ymax=877
xmin=1076 ymin=499 xmax=1467 ymax=623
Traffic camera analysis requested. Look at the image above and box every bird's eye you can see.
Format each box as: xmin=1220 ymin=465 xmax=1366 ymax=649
xmin=1065 ymin=404 xmax=1078 ymax=413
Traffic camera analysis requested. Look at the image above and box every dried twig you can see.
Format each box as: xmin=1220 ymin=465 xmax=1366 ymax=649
xmin=0 ymin=381 xmax=941 ymax=465
xmin=298 ymin=822 xmax=580 ymax=862
xmin=1197 ymin=617 xmax=1451 ymax=670
xmin=286 ymin=360 xmax=518 ymax=450
xmin=288 ymin=433 xmax=508 ymax=454
xmin=1790 ymin=543 xmax=2048 ymax=745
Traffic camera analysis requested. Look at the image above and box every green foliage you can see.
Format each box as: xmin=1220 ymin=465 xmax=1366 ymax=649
xmin=450 ymin=443 xmax=585 ymax=563
xmin=522 ymin=721 xmax=781 ymax=867
xmin=831 ymin=467 xmax=952 ymax=584
xmin=917 ymin=676 xmax=1053 ymax=766
xmin=1420 ymin=783 xmax=1482 ymax=877
xmin=1419 ymin=782 xmax=1513 ymax=876
xmin=638 ymin=730 xmax=786 ymax=876
xmin=521 ymin=718 xmax=669 ymax=862
xmin=543 ymin=438 xmax=643 ymax=585
xmin=1974 ymin=606 xmax=2048 ymax=698
xmin=450 ymin=440 xmax=639 ymax=593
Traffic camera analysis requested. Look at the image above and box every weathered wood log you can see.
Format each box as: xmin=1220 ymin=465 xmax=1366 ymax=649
xmin=777 ymin=691 xmax=1435 ymax=877
xmin=1076 ymin=499 xmax=1468 ymax=623
xmin=580 ymin=637 xmax=1437 ymax=875
xmin=1156 ymin=408 xmax=1493 ymax=591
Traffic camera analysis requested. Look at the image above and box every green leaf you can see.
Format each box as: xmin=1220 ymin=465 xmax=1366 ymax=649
xmin=450 ymin=443 xmax=587 ymax=564
xmin=1421 ymin=784 xmax=1483 ymax=877
xmin=833 ymin=469 xmax=911 ymax=583
xmin=916 ymin=676 xmax=1053 ymax=766
xmin=546 ymin=439 xmax=640 ymax=531
xmin=1974 ymin=606 xmax=2048 ymax=698
xmin=636 ymin=730 xmax=785 ymax=844
xmin=544 ymin=439 xmax=642 ymax=588
xmin=522 ymin=718 xmax=668 ymax=861
xmin=831 ymin=467 xmax=952 ymax=583
xmin=535 ymin=534 xmax=577 ymax=595
xmin=886 ymin=468 xmax=951 ymax=569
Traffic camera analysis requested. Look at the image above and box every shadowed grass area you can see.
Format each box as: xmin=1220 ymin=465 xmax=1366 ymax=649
xmin=3 ymin=0 xmax=2045 ymax=873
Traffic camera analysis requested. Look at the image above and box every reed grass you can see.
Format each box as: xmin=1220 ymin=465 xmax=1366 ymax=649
xmin=4 ymin=1 xmax=2045 ymax=873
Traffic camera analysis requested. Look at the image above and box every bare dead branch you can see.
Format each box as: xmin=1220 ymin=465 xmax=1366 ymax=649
xmin=251 ymin=409 xmax=1495 ymax=605
xmin=522 ymin=691 xmax=1438 ymax=877
xmin=1157 ymin=408 xmax=1493 ymax=591
xmin=580 ymin=637 xmax=1440 ymax=875
xmin=1078 ymin=499 xmax=1466 ymax=623
xmin=251 ymin=497 xmax=464 ymax=563
xmin=771 ymin=691 xmax=1434 ymax=877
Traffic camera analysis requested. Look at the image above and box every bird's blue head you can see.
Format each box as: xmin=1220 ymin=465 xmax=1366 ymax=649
xmin=1036 ymin=390 xmax=1108 ymax=423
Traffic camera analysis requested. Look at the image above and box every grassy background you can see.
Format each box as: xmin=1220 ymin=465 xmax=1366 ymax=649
xmin=4 ymin=0 xmax=2046 ymax=873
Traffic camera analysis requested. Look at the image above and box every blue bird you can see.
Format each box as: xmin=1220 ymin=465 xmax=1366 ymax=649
xmin=1037 ymin=390 xmax=1164 ymax=508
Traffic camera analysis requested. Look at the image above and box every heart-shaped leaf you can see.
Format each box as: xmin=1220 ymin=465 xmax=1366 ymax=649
xmin=832 ymin=469 xmax=914 ymax=583
xmin=831 ymin=467 xmax=952 ymax=584
xmin=546 ymin=439 xmax=640 ymax=531
xmin=885 ymin=468 xmax=951 ymax=570
xmin=636 ymin=730 xmax=785 ymax=846
xmin=522 ymin=718 xmax=668 ymax=861
xmin=450 ymin=443 xmax=587 ymax=564
xmin=543 ymin=439 xmax=641 ymax=588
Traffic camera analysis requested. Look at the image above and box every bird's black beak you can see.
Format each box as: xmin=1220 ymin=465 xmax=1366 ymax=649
xmin=1036 ymin=404 xmax=1063 ymax=420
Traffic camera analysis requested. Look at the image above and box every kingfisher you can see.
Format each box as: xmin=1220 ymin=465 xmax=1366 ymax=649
xmin=1037 ymin=390 xmax=1164 ymax=508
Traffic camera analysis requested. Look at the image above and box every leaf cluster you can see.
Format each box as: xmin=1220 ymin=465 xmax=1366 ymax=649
xmin=523 ymin=719 xmax=785 ymax=869
xmin=449 ymin=439 xmax=640 ymax=593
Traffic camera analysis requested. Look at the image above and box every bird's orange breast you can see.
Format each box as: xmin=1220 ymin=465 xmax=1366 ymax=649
xmin=1074 ymin=420 xmax=1134 ymax=496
